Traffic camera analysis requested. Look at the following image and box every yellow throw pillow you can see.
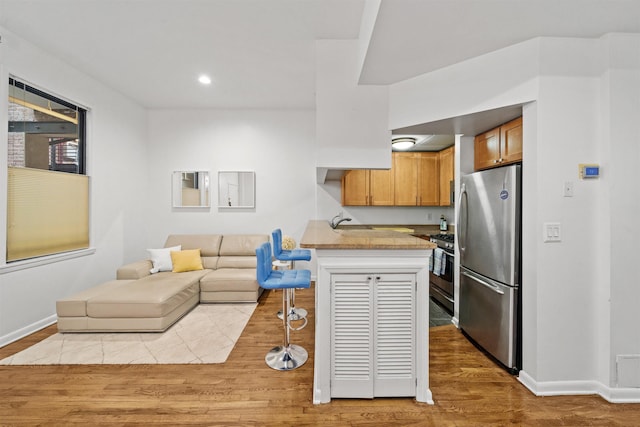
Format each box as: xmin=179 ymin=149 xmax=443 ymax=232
xmin=170 ymin=249 xmax=204 ymax=273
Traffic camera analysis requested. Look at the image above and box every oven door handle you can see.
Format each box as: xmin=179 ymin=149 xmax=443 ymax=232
xmin=461 ymin=271 xmax=504 ymax=295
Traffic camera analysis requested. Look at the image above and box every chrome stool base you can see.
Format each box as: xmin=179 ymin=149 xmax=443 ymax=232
xmin=277 ymin=307 xmax=308 ymax=321
xmin=265 ymin=344 xmax=308 ymax=370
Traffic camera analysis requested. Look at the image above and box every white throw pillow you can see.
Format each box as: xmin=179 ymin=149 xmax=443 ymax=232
xmin=147 ymin=245 xmax=181 ymax=273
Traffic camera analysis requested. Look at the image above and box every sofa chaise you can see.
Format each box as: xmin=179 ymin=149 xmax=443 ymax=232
xmin=56 ymin=233 xmax=269 ymax=332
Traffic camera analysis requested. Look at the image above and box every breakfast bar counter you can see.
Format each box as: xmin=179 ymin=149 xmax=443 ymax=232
xmin=300 ymin=220 xmax=435 ymax=404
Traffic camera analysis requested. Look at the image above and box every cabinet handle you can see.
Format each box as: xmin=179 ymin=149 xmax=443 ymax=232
xmin=493 ymin=159 xmax=499 ymax=164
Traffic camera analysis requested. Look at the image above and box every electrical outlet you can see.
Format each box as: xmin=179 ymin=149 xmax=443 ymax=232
xmin=427 ymin=213 xmax=433 ymax=221
xmin=543 ymin=222 xmax=561 ymax=242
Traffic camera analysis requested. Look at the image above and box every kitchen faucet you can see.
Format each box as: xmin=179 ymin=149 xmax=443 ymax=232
xmin=330 ymin=213 xmax=352 ymax=229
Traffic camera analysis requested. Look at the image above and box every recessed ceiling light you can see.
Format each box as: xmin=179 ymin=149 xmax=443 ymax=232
xmin=198 ymin=75 xmax=212 ymax=85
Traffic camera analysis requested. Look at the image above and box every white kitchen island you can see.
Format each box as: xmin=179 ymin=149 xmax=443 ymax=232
xmin=300 ymin=220 xmax=435 ymax=405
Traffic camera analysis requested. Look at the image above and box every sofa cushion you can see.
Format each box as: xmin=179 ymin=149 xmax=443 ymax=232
xmin=117 ymin=260 xmax=153 ymax=280
xmin=219 ymin=234 xmax=269 ymax=256
xmin=200 ymin=269 xmax=259 ymax=292
xmin=216 ymin=256 xmax=257 ymax=269
xmin=171 ymin=249 xmax=204 ymax=273
xmin=148 ymin=245 xmax=181 ymax=273
xmin=164 ymin=234 xmax=222 ymax=269
xmin=86 ymin=270 xmax=208 ymax=318
xmin=56 ymin=280 xmax=135 ymax=317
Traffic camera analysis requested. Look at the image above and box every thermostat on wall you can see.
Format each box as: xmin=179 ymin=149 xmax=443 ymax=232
xmin=579 ymin=163 xmax=600 ymax=179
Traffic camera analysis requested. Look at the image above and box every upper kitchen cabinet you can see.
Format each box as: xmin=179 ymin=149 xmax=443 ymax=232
xmin=341 ymin=168 xmax=394 ymax=206
xmin=474 ymin=117 xmax=522 ymax=170
xmin=394 ymin=152 xmax=439 ymax=206
xmin=369 ymin=168 xmax=395 ymax=206
xmin=341 ymin=170 xmax=368 ymax=206
xmin=438 ymin=146 xmax=454 ymax=206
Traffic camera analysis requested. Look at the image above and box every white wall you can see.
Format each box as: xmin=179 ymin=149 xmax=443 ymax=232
xmin=315 ymin=38 xmax=453 ymax=227
xmin=533 ymin=37 xmax=602 ymax=383
xmin=316 ymin=39 xmax=390 ymax=171
xmin=0 ymin=26 xmax=148 ymax=345
xmin=145 ymin=109 xmax=316 ymax=264
xmin=600 ymin=33 xmax=640 ymax=389
xmin=389 ymin=33 xmax=640 ymax=400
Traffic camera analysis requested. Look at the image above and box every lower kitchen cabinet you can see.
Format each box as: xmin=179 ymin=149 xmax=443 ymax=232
xmin=331 ymin=273 xmax=416 ymax=398
xmin=312 ymin=247 xmax=432 ymax=404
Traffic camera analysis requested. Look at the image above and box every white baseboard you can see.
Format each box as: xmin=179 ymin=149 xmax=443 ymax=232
xmin=518 ymin=369 xmax=640 ymax=403
xmin=0 ymin=314 xmax=57 ymax=348
xmin=451 ymin=316 xmax=459 ymax=328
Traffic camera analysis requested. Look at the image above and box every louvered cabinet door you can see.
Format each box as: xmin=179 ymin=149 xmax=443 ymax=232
xmin=374 ymin=274 xmax=416 ymax=396
xmin=330 ymin=273 xmax=416 ymax=398
xmin=331 ymin=274 xmax=374 ymax=398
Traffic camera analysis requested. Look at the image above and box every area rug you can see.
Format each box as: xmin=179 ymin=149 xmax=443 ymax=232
xmin=0 ymin=303 xmax=257 ymax=365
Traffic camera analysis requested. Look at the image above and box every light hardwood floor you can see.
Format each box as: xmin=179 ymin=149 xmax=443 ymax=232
xmin=1 ymin=284 xmax=639 ymax=426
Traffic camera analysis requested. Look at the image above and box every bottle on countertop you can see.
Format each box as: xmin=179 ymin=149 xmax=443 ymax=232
xmin=439 ymin=215 xmax=448 ymax=232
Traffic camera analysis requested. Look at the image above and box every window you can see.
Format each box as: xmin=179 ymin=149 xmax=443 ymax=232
xmin=6 ymin=77 xmax=89 ymax=262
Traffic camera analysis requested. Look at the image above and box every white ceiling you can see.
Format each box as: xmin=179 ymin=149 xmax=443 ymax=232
xmin=0 ymin=0 xmax=365 ymax=109
xmin=1 ymin=0 xmax=639 ymax=111
xmin=360 ymin=0 xmax=640 ymax=85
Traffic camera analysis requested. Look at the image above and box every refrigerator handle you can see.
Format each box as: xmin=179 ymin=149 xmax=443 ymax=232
xmin=456 ymin=182 xmax=467 ymax=254
xmin=461 ymin=270 xmax=505 ymax=295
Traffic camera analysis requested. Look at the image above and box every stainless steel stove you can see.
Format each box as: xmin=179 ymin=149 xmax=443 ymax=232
xmin=429 ymin=233 xmax=455 ymax=314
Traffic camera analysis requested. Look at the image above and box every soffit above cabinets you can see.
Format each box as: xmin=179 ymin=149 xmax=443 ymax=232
xmin=390 ymin=134 xmax=454 ymax=152
xmin=393 ymin=104 xmax=524 ymax=137
xmin=317 ymin=104 xmax=525 ymax=184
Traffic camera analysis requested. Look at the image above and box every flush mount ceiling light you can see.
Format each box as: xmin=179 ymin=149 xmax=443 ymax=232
xmin=391 ymin=137 xmax=416 ymax=150
xmin=198 ymin=74 xmax=212 ymax=85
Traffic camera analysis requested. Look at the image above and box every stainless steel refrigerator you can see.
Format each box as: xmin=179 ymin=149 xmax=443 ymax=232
xmin=457 ymin=164 xmax=521 ymax=373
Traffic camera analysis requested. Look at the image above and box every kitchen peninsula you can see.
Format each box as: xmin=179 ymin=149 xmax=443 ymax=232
xmin=300 ymin=220 xmax=436 ymax=404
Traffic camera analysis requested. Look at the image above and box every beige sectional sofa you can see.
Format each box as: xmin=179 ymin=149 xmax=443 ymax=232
xmin=56 ymin=234 xmax=269 ymax=332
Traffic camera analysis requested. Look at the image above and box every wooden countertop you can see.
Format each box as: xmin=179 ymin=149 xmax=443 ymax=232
xmin=300 ymin=220 xmax=437 ymax=250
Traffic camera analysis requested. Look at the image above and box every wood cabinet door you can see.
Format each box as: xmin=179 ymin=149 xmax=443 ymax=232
xmin=393 ymin=153 xmax=418 ymax=206
xmin=417 ymin=152 xmax=439 ymax=206
xmin=474 ymin=127 xmax=500 ymax=170
xmin=369 ymin=168 xmax=394 ymax=206
xmin=341 ymin=169 xmax=370 ymax=206
xmin=438 ymin=146 xmax=454 ymax=206
xmin=500 ymin=116 xmax=523 ymax=165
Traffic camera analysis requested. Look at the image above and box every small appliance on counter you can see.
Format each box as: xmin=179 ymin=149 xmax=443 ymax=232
xmin=439 ymin=215 xmax=448 ymax=231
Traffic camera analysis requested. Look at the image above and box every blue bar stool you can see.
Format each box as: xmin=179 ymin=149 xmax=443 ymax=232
xmin=256 ymin=242 xmax=311 ymax=370
xmin=272 ymin=229 xmax=311 ymax=321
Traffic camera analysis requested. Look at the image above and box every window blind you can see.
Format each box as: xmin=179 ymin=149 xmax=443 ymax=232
xmin=7 ymin=167 xmax=89 ymax=262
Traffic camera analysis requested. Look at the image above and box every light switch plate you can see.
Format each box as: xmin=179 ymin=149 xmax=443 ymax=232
xmin=564 ymin=181 xmax=574 ymax=197
xmin=543 ymin=222 xmax=561 ymax=242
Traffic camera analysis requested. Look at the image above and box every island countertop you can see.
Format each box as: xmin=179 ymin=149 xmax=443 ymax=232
xmin=300 ymin=220 xmax=437 ymax=250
